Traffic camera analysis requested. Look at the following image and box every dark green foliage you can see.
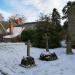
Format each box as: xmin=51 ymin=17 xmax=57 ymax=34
xmin=52 ymin=8 xmax=60 ymax=23
xmin=52 ymin=8 xmax=62 ymax=39
xmin=62 ymin=1 xmax=75 ymax=19
xmin=39 ymin=52 xmax=58 ymax=61
xmin=49 ymin=34 xmax=61 ymax=48
xmin=21 ymin=29 xmax=36 ymax=43
xmin=52 ymin=8 xmax=62 ymax=33
xmin=21 ymin=13 xmax=61 ymax=48
xmin=33 ymin=21 xmax=51 ymax=48
xmin=33 ymin=14 xmax=61 ymax=48
xmin=62 ymin=21 xmax=68 ymax=38
xmin=63 ymin=21 xmax=68 ymax=31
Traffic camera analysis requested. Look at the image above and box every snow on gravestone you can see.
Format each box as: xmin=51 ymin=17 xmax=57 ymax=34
xmin=21 ymin=40 xmax=35 ymax=67
xmin=39 ymin=33 xmax=58 ymax=61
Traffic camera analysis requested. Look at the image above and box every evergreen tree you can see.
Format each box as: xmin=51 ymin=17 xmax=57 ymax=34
xmin=63 ymin=21 xmax=68 ymax=32
xmin=52 ymin=8 xmax=62 ymax=33
xmin=34 ymin=14 xmax=61 ymax=48
xmin=62 ymin=1 xmax=75 ymax=19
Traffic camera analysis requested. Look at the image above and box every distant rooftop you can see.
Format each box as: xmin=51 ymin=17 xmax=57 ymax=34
xmin=16 ymin=22 xmax=37 ymax=27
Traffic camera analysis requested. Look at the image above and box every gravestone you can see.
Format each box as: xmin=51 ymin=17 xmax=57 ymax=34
xmin=39 ymin=33 xmax=58 ymax=61
xmin=67 ymin=4 xmax=75 ymax=49
xmin=20 ymin=40 xmax=35 ymax=67
xmin=44 ymin=33 xmax=49 ymax=51
xmin=27 ymin=40 xmax=31 ymax=56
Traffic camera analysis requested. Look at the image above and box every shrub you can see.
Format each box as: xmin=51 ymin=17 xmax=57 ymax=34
xmin=21 ymin=29 xmax=36 ymax=43
xmin=39 ymin=52 xmax=58 ymax=61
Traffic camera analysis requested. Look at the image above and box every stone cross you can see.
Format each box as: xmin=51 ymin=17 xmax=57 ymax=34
xmin=44 ymin=33 xmax=49 ymax=52
xmin=27 ymin=40 xmax=31 ymax=56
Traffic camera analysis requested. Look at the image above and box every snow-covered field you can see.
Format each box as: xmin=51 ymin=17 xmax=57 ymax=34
xmin=0 ymin=43 xmax=75 ymax=75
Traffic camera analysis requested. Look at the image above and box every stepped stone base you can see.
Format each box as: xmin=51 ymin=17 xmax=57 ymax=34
xmin=20 ymin=56 xmax=35 ymax=67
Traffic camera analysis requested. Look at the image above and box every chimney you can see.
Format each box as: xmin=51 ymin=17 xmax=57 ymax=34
xmin=9 ymin=21 xmax=13 ymax=34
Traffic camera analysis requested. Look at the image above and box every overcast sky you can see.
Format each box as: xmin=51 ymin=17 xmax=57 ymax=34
xmin=0 ymin=0 xmax=75 ymax=23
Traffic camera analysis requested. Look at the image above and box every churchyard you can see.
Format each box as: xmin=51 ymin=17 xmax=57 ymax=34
xmin=0 ymin=1 xmax=75 ymax=75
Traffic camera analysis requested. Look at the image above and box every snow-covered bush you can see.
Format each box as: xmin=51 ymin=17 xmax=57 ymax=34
xmin=39 ymin=51 xmax=58 ymax=61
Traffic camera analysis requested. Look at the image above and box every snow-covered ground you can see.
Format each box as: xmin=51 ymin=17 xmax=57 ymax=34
xmin=61 ymin=40 xmax=67 ymax=48
xmin=0 ymin=43 xmax=75 ymax=75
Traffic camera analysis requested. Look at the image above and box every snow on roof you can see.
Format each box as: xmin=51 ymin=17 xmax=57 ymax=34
xmin=3 ymin=27 xmax=24 ymax=38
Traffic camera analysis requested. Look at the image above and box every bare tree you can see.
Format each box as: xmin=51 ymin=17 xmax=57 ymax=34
xmin=0 ymin=13 xmax=4 ymax=21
